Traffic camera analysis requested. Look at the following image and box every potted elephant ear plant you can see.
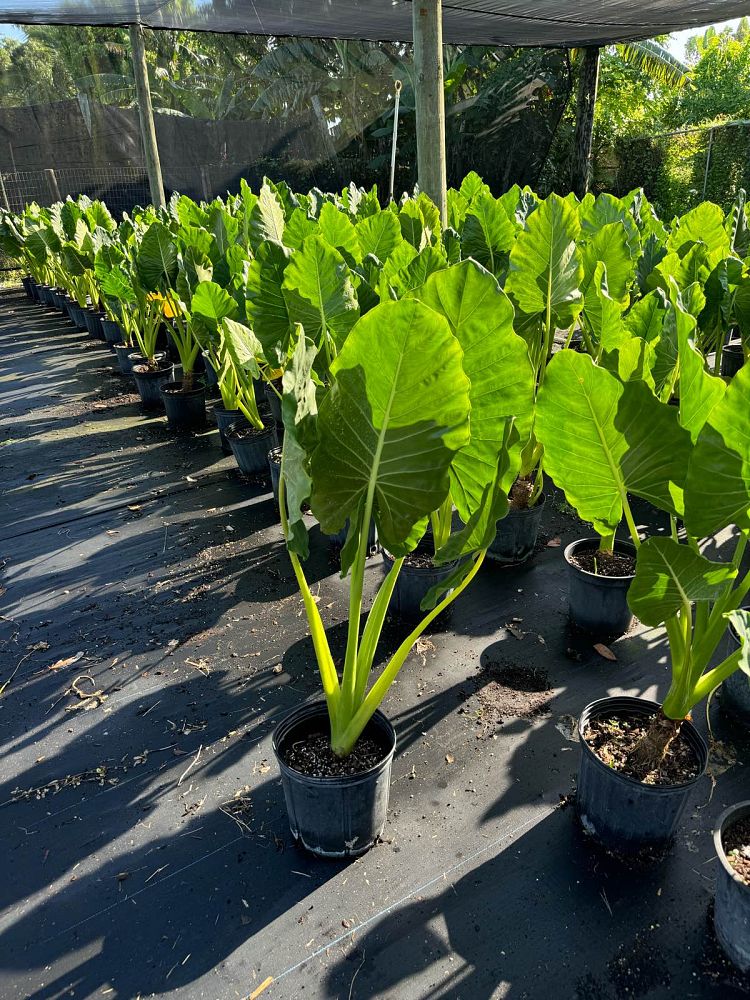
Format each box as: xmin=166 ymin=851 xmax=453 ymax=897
xmin=381 ymin=258 xmax=534 ymax=617
xmin=536 ymin=347 xmax=692 ymax=635
xmin=500 ymin=191 xmax=585 ymax=563
xmin=273 ymin=297 xmax=514 ymax=857
xmin=129 ymin=222 xmax=179 ymax=409
xmin=576 ymin=363 xmax=750 ymax=857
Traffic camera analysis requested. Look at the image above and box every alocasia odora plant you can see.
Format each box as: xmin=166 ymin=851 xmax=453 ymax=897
xmin=278 ymin=294 xmax=521 ymax=757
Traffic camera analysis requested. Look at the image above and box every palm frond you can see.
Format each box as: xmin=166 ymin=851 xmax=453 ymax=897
xmin=616 ymin=40 xmax=689 ymax=89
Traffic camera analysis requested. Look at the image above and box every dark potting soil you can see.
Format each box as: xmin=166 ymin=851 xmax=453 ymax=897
xmin=403 ymin=549 xmax=437 ymax=570
xmin=583 ymin=712 xmax=701 ymax=786
xmin=228 ymin=425 xmax=272 ymax=441
xmin=509 ymin=476 xmax=534 ymax=510
xmin=475 ymin=660 xmax=553 ymax=727
xmin=281 ymin=732 xmax=387 ymax=778
xmin=723 ymin=816 xmax=750 ymax=885
xmin=570 ymin=550 xmax=636 ymax=577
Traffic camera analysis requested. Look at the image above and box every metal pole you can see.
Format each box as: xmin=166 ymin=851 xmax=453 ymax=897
xmin=129 ymin=23 xmax=165 ymax=209
xmin=702 ymin=128 xmax=714 ymax=201
xmin=412 ymin=0 xmax=447 ymax=225
xmin=0 ymin=173 xmax=10 ymax=211
xmin=389 ymin=80 xmax=403 ymax=204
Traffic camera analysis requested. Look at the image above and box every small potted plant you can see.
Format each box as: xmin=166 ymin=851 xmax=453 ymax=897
xmin=536 ymin=349 xmax=692 ymax=634
xmin=713 ymin=795 xmax=750 ymax=972
xmin=272 ymin=296 xmax=517 ymax=856
xmin=576 ymin=363 xmax=750 ymax=854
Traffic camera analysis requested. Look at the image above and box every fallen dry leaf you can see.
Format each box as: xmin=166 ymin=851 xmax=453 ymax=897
xmin=506 ymin=623 xmax=525 ymax=640
xmin=48 ymin=651 xmax=84 ymax=671
xmin=546 ymin=537 xmax=561 ymax=547
xmin=445 ymin=753 xmax=455 ymax=764
xmin=593 ymin=643 xmax=617 ymax=662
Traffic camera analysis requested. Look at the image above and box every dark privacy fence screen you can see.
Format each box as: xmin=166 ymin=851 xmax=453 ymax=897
xmin=0 ymin=30 xmax=570 ymax=213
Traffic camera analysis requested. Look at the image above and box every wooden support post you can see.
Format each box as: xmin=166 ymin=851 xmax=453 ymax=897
xmin=572 ymin=46 xmax=601 ymax=199
xmin=0 ymin=172 xmax=10 ymax=211
xmin=129 ymin=23 xmax=165 ymax=209
xmin=44 ymin=167 xmax=61 ymax=203
xmin=413 ymin=0 xmax=447 ymax=226
xmin=199 ymin=165 xmax=212 ymax=203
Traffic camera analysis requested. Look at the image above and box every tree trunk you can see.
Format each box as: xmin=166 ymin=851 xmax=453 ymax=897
xmin=571 ymin=46 xmax=601 ymax=199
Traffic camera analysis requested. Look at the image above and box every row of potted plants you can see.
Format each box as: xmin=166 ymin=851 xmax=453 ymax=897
xmin=5 ymin=176 xmax=750 ymax=971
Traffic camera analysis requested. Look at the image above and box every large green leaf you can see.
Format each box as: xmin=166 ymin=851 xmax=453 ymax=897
xmin=628 ymin=537 xmax=737 ymax=626
xmin=460 ymin=192 xmax=516 ymax=278
xmin=505 ymin=193 xmax=583 ymax=330
xmin=282 ymin=208 xmax=318 ymax=251
xmin=249 ymin=182 xmax=286 ymax=251
xmin=675 ymin=297 xmax=726 ymax=442
xmin=536 ymin=351 xmax=691 ymax=535
xmin=317 ymin=202 xmax=361 ymax=265
xmin=667 ymin=202 xmax=729 ymax=258
xmin=191 ymin=280 xmax=237 ymax=326
xmin=282 ymin=235 xmax=359 ymax=351
xmin=245 ymin=241 xmax=292 ymax=364
xmin=726 ymin=610 xmax=750 ymax=678
xmin=684 ymin=363 xmax=750 ymax=538
xmin=309 ymin=299 xmax=471 ymax=553
xmin=355 ymin=210 xmax=403 ymax=262
xmin=281 ymin=330 xmax=319 ymax=558
xmin=409 ymin=260 xmax=534 ymax=519
xmin=581 ymin=221 xmax=634 ymax=308
xmin=136 ymin=222 xmax=178 ymax=291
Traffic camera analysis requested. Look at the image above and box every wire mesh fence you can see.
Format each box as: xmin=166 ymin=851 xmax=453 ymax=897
xmin=0 ymin=166 xmax=150 ymax=215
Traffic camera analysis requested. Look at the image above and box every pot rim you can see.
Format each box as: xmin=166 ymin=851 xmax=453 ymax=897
xmin=714 ymin=800 xmax=750 ymax=891
xmin=132 ymin=363 xmax=173 ymax=376
xmin=272 ymin=699 xmax=396 ymax=786
xmin=578 ymin=695 xmax=708 ymax=791
xmin=564 ymin=536 xmax=637 ymax=581
xmin=381 ymin=547 xmax=459 ymax=575
xmin=160 ymin=379 xmax=206 ymax=396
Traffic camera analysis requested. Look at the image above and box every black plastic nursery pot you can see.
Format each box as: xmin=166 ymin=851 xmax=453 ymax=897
xmin=576 ymin=696 xmax=708 ymax=855
xmin=487 ymin=493 xmax=546 ymax=565
xmin=722 ymin=614 xmax=750 ymax=721
xmin=101 ymin=318 xmax=123 ymax=347
xmin=201 ymin=352 xmax=219 ymax=395
xmin=721 ymin=341 xmax=745 ymax=378
xmin=264 ymin=381 xmax=283 ymax=425
xmin=28 ymin=279 xmax=41 ymax=303
xmin=268 ymin=446 xmax=282 ymax=507
xmin=564 ymin=537 xmax=636 ymax=635
xmin=227 ymin=422 xmax=277 ymax=475
xmin=82 ymin=308 xmax=105 ymax=340
xmin=272 ymin=700 xmax=396 ymax=858
xmin=213 ymin=405 xmax=249 ymax=455
xmin=132 ymin=364 xmax=174 ymax=411
xmin=713 ymin=800 xmax=750 ymax=972
xmin=39 ymin=284 xmax=55 ymax=307
xmin=160 ymin=380 xmax=207 ymax=431
xmin=382 ymin=547 xmax=459 ymax=621
xmin=21 ymin=276 xmax=32 ymax=298
xmin=51 ymin=288 xmax=66 ymax=312
xmin=67 ymin=302 xmax=87 ymax=331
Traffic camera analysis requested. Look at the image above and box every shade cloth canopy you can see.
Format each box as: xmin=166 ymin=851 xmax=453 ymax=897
xmin=1 ymin=0 xmax=749 ymax=47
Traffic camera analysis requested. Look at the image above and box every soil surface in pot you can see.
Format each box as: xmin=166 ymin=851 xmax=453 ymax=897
xmin=281 ymin=732 xmax=387 ymax=778
xmin=723 ymin=816 xmax=750 ymax=884
xmin=570 ymin=550 xmax=636 ymax=576
xmin=583 ymin=711 xmax=701 ymax=785
xmin=509 ymin=476 xmax=534 ymax=509
xmin=228 ymin=424 xmax=271 ymax=441
xmin=403 ymin=550 xmax=438 ymax=570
